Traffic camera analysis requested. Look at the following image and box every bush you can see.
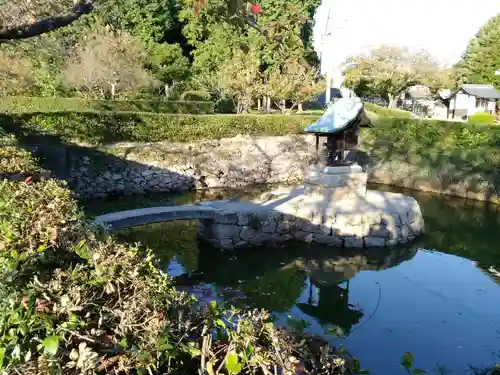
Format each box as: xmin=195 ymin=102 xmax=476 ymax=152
xmin=0 ymin=96 xmax=215 ymax=114
xmin=3 ymin=113 xmax=320 ymax=144
xmin=0 ymin=132 xmax=41 ymax=175
xmin=362 ymin=117 xmax=500 ymax=152
xmin=0 ymin=155 xmax=353 ymax=373
xmin=180 ymin=90 xmax=211 ymax=101
xmin=363 ymin=102 xmax=413 ymax=119
xmin=468 ymin=112 xmax=497 ymax=125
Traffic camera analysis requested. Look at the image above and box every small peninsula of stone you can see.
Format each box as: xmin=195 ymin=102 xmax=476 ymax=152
xmin=95 ymin=164 xmax=424 ymax=250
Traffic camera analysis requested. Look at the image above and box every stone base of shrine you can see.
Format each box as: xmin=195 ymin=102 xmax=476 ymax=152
xmin=197 ymin=182 xmax=424 ymax=251
xmin=304 ymin=164 xmax=367 ymax=201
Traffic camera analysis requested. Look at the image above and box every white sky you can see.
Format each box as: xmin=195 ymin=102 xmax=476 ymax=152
xmin=313 ymin=0 xmax=500 ymax=72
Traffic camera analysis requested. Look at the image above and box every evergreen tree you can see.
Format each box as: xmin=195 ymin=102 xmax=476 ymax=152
xmin=459 ymin=15 xmax=500 ymax=87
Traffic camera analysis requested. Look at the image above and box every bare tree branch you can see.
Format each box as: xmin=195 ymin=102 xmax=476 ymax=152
xmin=0 ymin=0 xmax=97 ymax=43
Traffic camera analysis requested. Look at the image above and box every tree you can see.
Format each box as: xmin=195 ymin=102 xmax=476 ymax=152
xmin=422 ymin=67 xmax=457 ymax=96
xmin=345 ymin=46 xmax=442 ymax=107
xmin=266 ymin=57 xmax=323 ymax=113
xmin=458 ymin=15 xmax=500 ymax=87
xmin=217 ymin=49 xmax=261 ymax=113
xmin=0 ymin=0 xmax=96 ymax=42
xmin=63 ymin=27 xmax=159 ymax=98
xmin=0 ymin=47 xmax=33 ymax=95
xmin=181 ymin=0 xmax=321 ymax=77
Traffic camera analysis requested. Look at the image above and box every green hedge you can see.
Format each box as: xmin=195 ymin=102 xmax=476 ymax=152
xmin=0 ymin=96 xmax=215 ymax=114
xmin=468 ymin=111 xmax=497 ymax=125
xmin=2 ymin=112 xmax=320 ymax=144
xmin=363 ymin=102 xmax=413 ymax=119
xmin=3 ymin=112 xmax=500 ymax=159
xmin=362 ymin=117 xmax=500 ymax=152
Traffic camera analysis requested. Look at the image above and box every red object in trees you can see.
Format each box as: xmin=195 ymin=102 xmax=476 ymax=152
xmin=250 ymin=2 xmax=262 ymax=14
xmin=24 ymin=176 xmax=33 ymax=183
xmin=301 ymin=86 xmax=312 ymax=94
xmin=193 ymin=0 xmax=205 ymax=17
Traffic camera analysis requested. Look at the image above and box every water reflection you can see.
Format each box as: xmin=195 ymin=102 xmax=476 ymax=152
xmin=117 ymin=221 xmax=416 ymax=335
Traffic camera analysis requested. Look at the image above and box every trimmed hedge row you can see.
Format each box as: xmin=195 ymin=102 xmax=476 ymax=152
xmin=3 ymin=112 xmax=500 ymax=151
xmin=363 ymin=102 xmax=413 ymax=120
xmin=2 ymin=112 xmax=320 ymax=144
xmin=0 ymin=96 xmax=215 ymax=114
xmin=363 ymin=117 xmax=500 ymax=152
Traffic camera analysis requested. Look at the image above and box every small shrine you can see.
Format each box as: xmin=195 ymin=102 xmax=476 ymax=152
xmin=305 ymin=98 xmax=372 ymax=166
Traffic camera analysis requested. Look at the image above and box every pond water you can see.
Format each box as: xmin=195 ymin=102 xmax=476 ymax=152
xmin=81 ymin=185 xmax=500 ymax=375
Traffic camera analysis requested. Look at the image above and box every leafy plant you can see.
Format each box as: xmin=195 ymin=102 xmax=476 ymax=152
xmin=400 ymin=352 xmax=427 ymax=375
xmin=468 ymin=112 xmax=497 ymax=125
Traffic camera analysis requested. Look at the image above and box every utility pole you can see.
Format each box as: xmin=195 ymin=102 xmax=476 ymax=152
xmin=319 ymin=5 xmax=348 ymax=106
xmin=320 ymin=8 xmax=333 ymax=105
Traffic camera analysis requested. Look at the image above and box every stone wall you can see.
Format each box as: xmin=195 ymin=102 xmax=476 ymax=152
xmin=197 ymin=197 xmax=424 ymax=251
xmin=64 ymin=134 xmax=499 ymax=203
xmin=69 ymin=135 xmax=317 ymax=199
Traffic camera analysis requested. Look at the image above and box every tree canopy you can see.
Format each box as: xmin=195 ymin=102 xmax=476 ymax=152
xmin=458 ymin=14 xmax=500 ymax=87
xmin=345 ymin=45 xmax=454 ymax=107
xmin=0 ymin=0 xmax=324 ymax=111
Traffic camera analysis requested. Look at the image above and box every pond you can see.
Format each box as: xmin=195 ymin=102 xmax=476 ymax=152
xmin=80 ymin=184 xmax=500 ymax=375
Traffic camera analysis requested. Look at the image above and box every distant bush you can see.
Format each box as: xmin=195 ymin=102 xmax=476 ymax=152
xmin=363 ymin=102 xmax=413 ymax=119
xmin=468 ymin=112 xmax=497 ymax=125
xmin=180 ymin=90 xmax=211 ymax=101
xmin=362 ymin=117 xmax=500 ymax=153
xmin=0 ymin=96 xmax=215 ymax=114
xmin=0 ymin=132 xmax=40 ymax=174
xmin=2 ymin=112 xmax=319 ymax=144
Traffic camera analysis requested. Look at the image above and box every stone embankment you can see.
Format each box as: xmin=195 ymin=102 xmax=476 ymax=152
xmin=94 ymin=187 xmax=425 ymax=250
xmin=67 ymin=134 xmax=499 ymax=203
xmin=70 ymin=135 xmax=316 ymax=199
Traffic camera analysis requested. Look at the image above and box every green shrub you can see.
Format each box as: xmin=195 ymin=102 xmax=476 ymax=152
xmin=0 ymin=96 xmax=215 ymax=114
xmin=363 ymin=102 xmax=413 ymax=119
xmin=0 ymin=177 xmax=351 ymax=374
xmin=468 ymin=112 xmax=497 ymax=125
xmin=3 ymin=112 xmax=320 ymax=144
xmin=362 ymin=118 xmax=500 ymax=152
xmin=0 ymin=131 xmax=40 ymax=174
xmin=180 ymin=90 xmax=211 ymax=101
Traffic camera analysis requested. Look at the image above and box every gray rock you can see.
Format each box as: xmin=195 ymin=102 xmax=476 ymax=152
xmin=364 ymin=237 xmax=386 ymax=247
xmin=276 ymin=222 xmax=291 ymax=234
xmin=294 ymin=231 xmax=313 ymax=242
xmin=219 ymin=239 xmax=234 ymax=251
xmin=344 ymin=237 xmax=363 ymax=248
xmin=212 ymin=224 xmax=240 ymax=240
xmin=271 ymin=233 xmax=286 ymax=243
xmin=112 ymin=173 xmax=123 ymax=181
xmin=237 ymin=213 xmax=250 ymax=226
xmin=141 ymin=170 xmax=155 ymax=177
xmin=214 ymin=211 xmax=238 ymax=225
xmin=240 ymin=226 xmax=258 ymax=241
xmin=314 ymin=234 xmax=343 ymax=247
xmin=261 ymin=221 xmax=277 ymax=233
xmin=234 ymin=241 xmax=248 ymax=249
xmin=247 ymin=233 xmax=272 ymax=246
xmin=369 ymin=224 xmax=390 ymax=238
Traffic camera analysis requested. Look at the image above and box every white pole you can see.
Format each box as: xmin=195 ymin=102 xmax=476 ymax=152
xmin=325 ymin=72 xmax=331 ymax=104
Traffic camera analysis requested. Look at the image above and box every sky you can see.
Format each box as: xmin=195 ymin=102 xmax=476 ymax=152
xmin=313 ymin=0 xmax=500 ymax=73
